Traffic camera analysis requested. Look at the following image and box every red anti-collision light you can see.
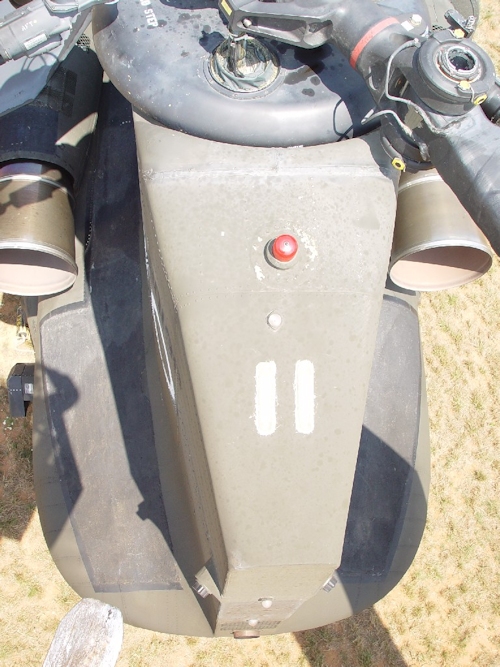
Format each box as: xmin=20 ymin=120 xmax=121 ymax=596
xmin=271 ymin=235 xmax=298 ymax=262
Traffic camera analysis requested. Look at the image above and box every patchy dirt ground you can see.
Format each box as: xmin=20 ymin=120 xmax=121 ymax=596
xmin=1 ymin=5 xmax=500 ymax=666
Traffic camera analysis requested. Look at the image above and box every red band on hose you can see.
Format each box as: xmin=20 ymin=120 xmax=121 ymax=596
xmin=349 ymin=17 xmax=399 ymax=68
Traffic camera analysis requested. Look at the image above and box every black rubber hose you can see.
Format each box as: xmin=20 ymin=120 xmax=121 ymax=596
xmin=329 ymin=0 xmax=429 ymax=75
xmin=482 ymin=78 xmax=500 ymax=124
xmin=426 ymin=106 xmax=500 ymax=256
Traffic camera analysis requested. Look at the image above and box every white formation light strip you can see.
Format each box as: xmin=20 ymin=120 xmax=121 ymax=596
xmin=294 ymin=360 xmax=315 ymax=435
xmin=254 ymin=360 xmax=316 ymax=435
xmin=255 ymin=361 xmax=277 ymax=436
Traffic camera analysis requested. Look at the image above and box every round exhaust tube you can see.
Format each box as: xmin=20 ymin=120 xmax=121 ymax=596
xmin=389 ymin=169 xmax=492 ymax=291
xmin=0 ymin=161 xmax=77 ymax=296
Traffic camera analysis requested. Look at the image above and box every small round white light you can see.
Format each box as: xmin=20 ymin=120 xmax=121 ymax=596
xmin=260 ymin=598 xmax=273 ymax=609
xmin=267 ymin=312 xmax=282 ymax=330
xmin=248 ymin=619 xmax=259 ymax=627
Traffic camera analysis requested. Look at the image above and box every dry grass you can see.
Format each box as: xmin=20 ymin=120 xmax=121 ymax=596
xmin=376 ymin=259 xmax=500 ymax=666
xmin=0 ymin=294 xmax=36 ymax=542
xmin=1 ymin=4 xmax=500 ymax=666
xmin=475 ymin=3 xmax=500 ymax=65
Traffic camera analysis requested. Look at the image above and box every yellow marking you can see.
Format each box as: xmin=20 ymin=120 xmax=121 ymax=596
xmin=220 ymin=0 xmax=233 ymax=17
xmin=453 ymin=28 xmax=466 ymax=38
xmin=459 ymin=80 xmax=471 ymax=90
xmin=392 ymin=157 xmax=406 ymax=171
xmin=473 ymin=94 xmax=488 ymax=105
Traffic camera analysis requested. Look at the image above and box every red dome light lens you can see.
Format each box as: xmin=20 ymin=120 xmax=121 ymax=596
xmin=271 ymin=235 xmax=298 ymax=262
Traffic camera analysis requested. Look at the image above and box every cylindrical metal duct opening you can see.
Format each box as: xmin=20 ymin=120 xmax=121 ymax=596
xmin=389 ymin=169 xmax=492 ymax=291
xmin=0 ymin=162 xmax=77 ymax=296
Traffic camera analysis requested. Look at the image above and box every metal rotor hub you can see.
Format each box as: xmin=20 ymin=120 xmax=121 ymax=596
xmin=414 ymin=32 xmax=495 ymax=114
xmin=209 ymin=34 xmax=280 ymax=93
xmin=437 ymin=44 xmax=480 ymax=82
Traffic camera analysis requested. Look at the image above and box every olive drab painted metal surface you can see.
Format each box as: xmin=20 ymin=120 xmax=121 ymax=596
xmin=135 ymin=122 xmax=403 ymax=633
xmin=3 ymin=0 xmax=496 ymax=639
xmin=31 ymin=86 xmax=429 ymax=634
